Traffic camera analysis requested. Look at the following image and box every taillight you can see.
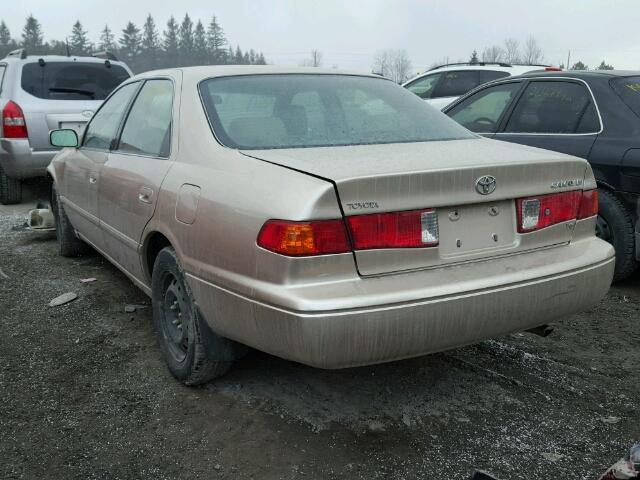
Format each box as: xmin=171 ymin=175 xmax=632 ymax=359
xmin=544 ymin=66 xmax=562 ymax=71
xmin=516 ymin=190 xmax=597 ymax=233
xmin=257 ymin=219 xmax=350 ymax=256
xmin=578 ymin=189 xmax=598 ymax=219
xmin=2 ymin=101 xmax=28 ymax=138
xmin=347 ymin=209 xmax=438 ymax=249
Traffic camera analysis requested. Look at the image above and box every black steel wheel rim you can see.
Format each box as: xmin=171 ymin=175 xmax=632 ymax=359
xmin=160 ymin=272 xmax=190 ymax=363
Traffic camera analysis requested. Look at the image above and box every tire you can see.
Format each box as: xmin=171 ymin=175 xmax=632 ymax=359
xmin=152 ymin=247 xmax=237 ymax=385
xmin=596 ymin=189 xmax=638 ymax=282
xmin=0 ymin=164 xmax=22 ymax=205
xmin=51 ymin=183 xmax=87 ymax=257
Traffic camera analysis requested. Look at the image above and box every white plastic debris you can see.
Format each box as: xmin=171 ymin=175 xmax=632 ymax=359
xmin=49 ymin=292 xmax=78 ymax=307
xmin=80 ymin=278 xmax=97 ymax=283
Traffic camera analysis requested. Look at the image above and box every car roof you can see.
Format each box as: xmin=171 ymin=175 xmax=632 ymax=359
xmin=134 ymin=65 xmax=385 ymax=81
xmin=519 ymin=70 xmax=640 ymax=79
xmin=1 ymin=54 xmax=129 ymax=67
xmin=402 ymin=64 xmax=555 ymax=86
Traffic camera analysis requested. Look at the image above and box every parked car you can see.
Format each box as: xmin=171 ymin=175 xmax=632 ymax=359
xmin=0 ymin=49 xmax=132 ymax=204
xmin=403 ymin=62 xmax=562 ymax=110
xmin=47 ymin=66 xmax=614 ymax=384
xmin=443 ymin=70 xmax=640 ymax=281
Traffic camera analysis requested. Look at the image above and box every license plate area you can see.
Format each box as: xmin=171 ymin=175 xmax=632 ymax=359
xmin=438 ymin=200 xmax=516 ymax=257
xmin=59 ymin=121 xmax=86 ymax=136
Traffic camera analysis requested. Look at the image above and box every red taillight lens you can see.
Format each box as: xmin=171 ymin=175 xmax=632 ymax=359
xmin=257 ymin=219 xmax=350 ymax=256
xmin=2 ymin=100 xmax=28 ymax=138
xmin=578 ymin=189 xmax=598 ymax=219
xmin=347 ymin=209 xmax=439 ymax=249
xmin=517 ymin=190 xmax=597 ymax=233
xmin=545 ymin=66 xmax=562 ymax=71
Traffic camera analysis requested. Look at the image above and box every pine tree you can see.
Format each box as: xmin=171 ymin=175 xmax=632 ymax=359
xmin=235 ymin=46 xmax=243 ymax=65
xmin=248 ymin=49 xmax=256 ymax=65
xmin=163 ymin=16 xmax=179 ymax=68
xmin=140 ymin=14 xmax=160 ymax=71
xmin=70 ymin=20 xmax=90 ymax=55
xmin=99 ymin=25 xmax=116 ymax=52
xmin=207 ymin=16 xmax=226 ymax=64
xmin=469 ymin=50 xmax=479 ymax=64
xmin=22 ymin=15 xmax=43 ymax=52
xmin=178 ymin=14 xmax=194 ymax=66
xmin=193 ymin=20 xmax=207 ymax=66
xmin=227 ymin=45 xmax=234 ymax=65
xmin=256 ymin=52 xmax=267 ymax=65
xmin=119 ymin=22 xmax=141 ymax=71
xmin=0 ymin=21 xmax=15 ymax=57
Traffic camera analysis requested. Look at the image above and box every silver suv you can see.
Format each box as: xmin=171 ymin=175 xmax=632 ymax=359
xmin=0 ymin=49 xmax=132 ymax=204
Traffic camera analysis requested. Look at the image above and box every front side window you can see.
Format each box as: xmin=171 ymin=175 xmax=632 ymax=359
xmin=432 ymin=71 xmax=480 ymax=98
xmin=118 ymin=79 xmax=173 ymax=157
xmin=405 ymin=73 xmax=442 ymax=99
xmin=82 ymin=82 xmax=139 ymax=150
xmin=199 ymin=74 xmax=474 ymax=150
xmin=21 ymin=62 xmax=130 ymax=100
xmin=505 ymin=81 xmax=600 ymax=134
xmin=447 ymin=82 xmax=522 ymax=133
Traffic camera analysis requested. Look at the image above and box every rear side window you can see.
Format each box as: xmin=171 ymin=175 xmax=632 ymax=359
xmin=448 ymin=82 xmax=522 ymax=133
xmin=611 ymin=76 xmax=640 ymax=118
xmin=432 ymin=71 xmax=480 ymax=98
xmin=405 ymin=73 xmax=442 ymax=99
xmin=118 ymin=79 xmax=173 ymax=158
xmin=505 ymin=81 xmax=600 ymax=134
xmin=478 ymin=70 xmax=510 ymax=84
xmin=21 ymin=62 xmax=130 ymax=100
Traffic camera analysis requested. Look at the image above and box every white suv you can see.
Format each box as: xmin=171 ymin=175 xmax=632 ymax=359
xmin=403 ymin=62 xmax=561 ymax=110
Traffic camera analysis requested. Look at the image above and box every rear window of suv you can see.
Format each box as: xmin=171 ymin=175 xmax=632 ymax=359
xmin=21 ymin=62 xmax=130 ymax=100
xmin=611 ymin=76 xmax=640 ymax=118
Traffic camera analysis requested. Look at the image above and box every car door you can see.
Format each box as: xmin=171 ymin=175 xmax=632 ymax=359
xmin=445 ymin=80 xmax=526 ymax=137
xmin=98 ymin=77 xmax=177 ymax=280
xmin=494 ymin=79 xmax=601 ymax=158
xmin=61 ymin=81 xmax=140 ymax=248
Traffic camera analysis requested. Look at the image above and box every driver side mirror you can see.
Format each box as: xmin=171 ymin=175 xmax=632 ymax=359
xmin=50 ymin=129 xmax=79 ymax=148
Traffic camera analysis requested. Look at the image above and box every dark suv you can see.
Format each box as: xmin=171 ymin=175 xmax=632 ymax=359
xmin=444 ymin=70 xmax=640 ymax=281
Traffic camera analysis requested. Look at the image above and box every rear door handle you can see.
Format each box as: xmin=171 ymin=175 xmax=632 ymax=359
xmin=138 ymin=187 xmax=153 ymax=204
xmin=88 ymin=176 xmax=97 ymax=184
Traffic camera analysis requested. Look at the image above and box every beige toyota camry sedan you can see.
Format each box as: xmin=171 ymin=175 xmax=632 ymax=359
xmin=47 ymin=66 xmax=615 ymax=385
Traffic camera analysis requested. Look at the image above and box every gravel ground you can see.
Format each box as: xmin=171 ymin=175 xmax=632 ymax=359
xmin=1 ymin=186 xmax=638 ymax=480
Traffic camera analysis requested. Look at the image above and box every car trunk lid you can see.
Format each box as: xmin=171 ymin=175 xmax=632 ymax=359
xmin=242 ymin=138 xmax=589 ymax=276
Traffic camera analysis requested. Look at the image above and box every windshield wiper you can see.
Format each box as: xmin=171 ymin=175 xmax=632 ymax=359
xmin=49 ymin=87 xmax=95 ymax=98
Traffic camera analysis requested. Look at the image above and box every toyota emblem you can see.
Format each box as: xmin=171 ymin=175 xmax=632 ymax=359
xmin=475 ymin=175 xmax=497 ymax=195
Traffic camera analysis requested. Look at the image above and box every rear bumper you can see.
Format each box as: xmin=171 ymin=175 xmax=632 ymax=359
xmin=188 ymin=237 xmax=615 ymax=369
xmin=0 ymin=139 xmax=56 ymax=179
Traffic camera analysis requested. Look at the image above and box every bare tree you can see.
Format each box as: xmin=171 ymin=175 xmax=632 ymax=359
xmin=372 ymin=49 xmax=412 ymax=84
xmin=481 ymin=45 xmax=504 ymax=63
xmin=522 ymin=35 xmax=543 ymax=64
xmin=300 ymin=49 xmax=323 ymax=67
xmin=503 ymin=38 xmax=520 ymax=64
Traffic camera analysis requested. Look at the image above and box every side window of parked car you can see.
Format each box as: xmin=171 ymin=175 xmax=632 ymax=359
xmin=504 ymin=81 xmax=600 ymax=134
xmin=118 ymin=79 xmax=173 ymax=158
xmin=432 ymin=71 xmax=480 ymax=98
xmin=83 ymin=82 xmax=139 ymax=150
xmin=478 ymin=70 xmax=510 ymax=84
xmin=447 ymin=82 xmax=522 ymax=133
xmin=0 ymin=65 xmax=6 ymax=94
xmin=405 ymin=73 xmax=442 ymax=99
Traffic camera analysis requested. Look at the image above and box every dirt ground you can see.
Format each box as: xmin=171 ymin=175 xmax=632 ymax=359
xmin=1 ymin=182 xmax=639 ymax=480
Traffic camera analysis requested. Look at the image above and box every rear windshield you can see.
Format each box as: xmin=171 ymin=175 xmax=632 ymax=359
xmin=199 ymin=74 xmax=474 ymax=150
xmin=21 ymin=62 xmax=130 ymax=100
xmin=610 ymin=76 xmax=640 ymax=117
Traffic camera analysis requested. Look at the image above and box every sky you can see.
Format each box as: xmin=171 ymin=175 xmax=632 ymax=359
xmin=2 ymin=0 xmax=640 ymax=74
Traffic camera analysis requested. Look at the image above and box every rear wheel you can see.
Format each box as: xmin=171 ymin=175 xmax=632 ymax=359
xmin=596 ymin=189 xmax=637 ymax=282
xmin=0 ymin=164 xmax=22 ymax=204
xmin=51 ymin=183 xmax=87 ymax=257
xmin=152 ymin=247 xmax=237 ymax=385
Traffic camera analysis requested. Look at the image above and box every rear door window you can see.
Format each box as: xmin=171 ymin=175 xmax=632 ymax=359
xmin=478 ymin=70 xmax=510 ymax=84
xmin=432 ymin=71 xmax=480 ymax=98
xmin=405 ymin=73 xmax=442 ymax=99
xmin=447 ymin=82 xmax=522 ymax=133
xmin=21 ymin=62 xmax=130 ymax=100
xmin=117 ymin=79 xmax=173 ymax=158
xmin=505 ymin=81 xmax=600 ymax=134
xmin=610 ymin=76 xmax=640 ymax=118
xmin=82 ymin=82 xmax=139 ymax=150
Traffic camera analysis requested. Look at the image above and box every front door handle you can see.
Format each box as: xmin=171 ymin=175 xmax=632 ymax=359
xmin=88 ymin=176 xmax=97 ymax=184
xmin=138 ymin=187 xmax=153 ymax=204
